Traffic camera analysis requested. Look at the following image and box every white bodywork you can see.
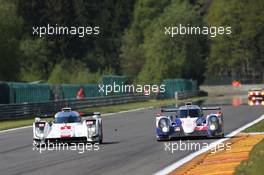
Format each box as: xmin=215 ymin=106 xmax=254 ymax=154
xmin=181 ymin=117 xmax=197 ymax=134
xmin=33 ymin=109 xmax=103 ymax=144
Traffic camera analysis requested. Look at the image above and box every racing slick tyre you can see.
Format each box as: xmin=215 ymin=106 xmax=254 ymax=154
xmin=99 ymin=133 xmax=103 ymax=144
xmin=219 ymin=133 xmax=225 ymax=138
xmin=99 ymin=125 xmax=103 ymax=144
xmin=99 ymin=137 xmax=103 ymax=144
xmin=214 ymin=133 xmax=224 ymax=139
xmin=94 ymin=126 xmax=103 ymax=144
xmin=156 ymin=137 xmax=170 ymax=141
xmin=33 ymin=139 xmax=45 ymax=147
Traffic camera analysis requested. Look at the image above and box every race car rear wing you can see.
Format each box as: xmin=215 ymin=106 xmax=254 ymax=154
xmin=79 ymin=112 xmax=101 ymax=116
xmin=201 ymin=107 xmax=221 ymax=110
xmin=161 ymin=107 xmax=221 ymax=112
xmin=161 ymin=108 xmax=178 ymax=112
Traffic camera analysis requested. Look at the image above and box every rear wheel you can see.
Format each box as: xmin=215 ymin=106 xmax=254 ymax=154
xmin=99 ymin=134 xmax=103 ymax=144
xmin=215 ymin=133 xmax=224 ymax=139
xmin=98 ymin=125 xmax=103 ymax=144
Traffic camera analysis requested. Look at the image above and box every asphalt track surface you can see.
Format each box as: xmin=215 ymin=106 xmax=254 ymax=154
xmin=1 ymin=96 xmax=264 ymax=175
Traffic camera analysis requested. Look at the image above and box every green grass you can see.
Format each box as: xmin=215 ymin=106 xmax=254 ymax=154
xmin=235 ymin=119 xmax=264 ymax=174
xmin=235 ymin=139 xmax=264 ymax=175
xmin=244 ymin=119 xmax=264 ymax=133
xmin=0 ymin=118 xmax=53 ymax=131
xmin=0 ymin=96 xmax=208 ymax=131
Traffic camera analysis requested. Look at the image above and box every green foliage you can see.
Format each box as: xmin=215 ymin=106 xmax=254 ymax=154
xmin=48 ymin=59 xmax=104 ymax=84
xmin=0 ymin=0 xmax=23 ymax=81
xmin=20 ymin=38 xmax=52 ymax=82
xmin=205 ymin=0 xmax=264 ymax=81
xmin=120 ymin=0 xmax=170 ymax=80
xmin=0 ymin=0 xmax=135 ymax=83
xmin=136 ymin=0 xmax=207 ymax=84
xmin=0 ymin=0 xmax=263 ymax=85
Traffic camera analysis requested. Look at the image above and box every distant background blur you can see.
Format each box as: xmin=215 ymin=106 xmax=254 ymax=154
xmin=0 ymin=0 xmax=263 ymax=85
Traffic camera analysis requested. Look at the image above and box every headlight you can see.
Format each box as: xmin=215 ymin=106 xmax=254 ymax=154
xmin=90 ymin=126 xmax=96 ymax=133
xmin=208 ymin=116 xmax=219 ymax=130
xmin=158 ymin=118 xmax=170 ymax=132
xmin=209 ymin=124 xmax=216 ymax=130
xmin=88 ymin=125 xmax=97 ymax=135
xmin=210 ymin=116 xmax=217 ymax=122
xmin=159 ymin=120 xmax=166 ymax=128
xmin=35 ymin=129 xmax=44 ymax=139
xmin=162 ymin=127 xmax=169 ymax=132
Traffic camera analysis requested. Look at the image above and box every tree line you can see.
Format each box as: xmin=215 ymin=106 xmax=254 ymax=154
xmin=0 ymin=0 xmax=263 ymax=84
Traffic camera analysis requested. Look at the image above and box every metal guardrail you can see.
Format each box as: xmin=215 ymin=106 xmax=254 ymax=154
xmin=0 ymin=94 xmax=149 ymax=120
xmin=200 ymin=84 xmax=264 ymax=95
xmin=175 ymin=90 xmax=207 ymax=100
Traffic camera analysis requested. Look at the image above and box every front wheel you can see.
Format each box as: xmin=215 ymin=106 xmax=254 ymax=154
xmin=33 ymin=139 xmax=45 ymax=147
xmin=156 ymin=136 xmax=170 ymax=141
xmin=215 ymin=133 xmax=224 ymax=139
xmin=99 ymin=125 xmax=103 ymax=144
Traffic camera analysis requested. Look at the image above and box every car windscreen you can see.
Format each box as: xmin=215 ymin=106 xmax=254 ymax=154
xmin=179 ymin=109 xmax=201 ymax=118
xmin=54 ymin=116 xmax=81 ymax=123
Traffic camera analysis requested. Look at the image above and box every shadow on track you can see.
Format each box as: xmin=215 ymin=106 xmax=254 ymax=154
xmin=101 ymin=141 xmax=120 ymax=145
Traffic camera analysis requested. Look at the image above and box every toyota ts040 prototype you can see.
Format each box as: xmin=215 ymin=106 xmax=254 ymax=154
xmin=33 ymin=108 xmax=103 ymax=145
xmin=156 ymin=103 xmax=224 ymax=141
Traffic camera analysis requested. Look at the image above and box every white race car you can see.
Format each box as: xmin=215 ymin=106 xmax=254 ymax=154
xmin=33 ymin=108 xmax=103 ymax=145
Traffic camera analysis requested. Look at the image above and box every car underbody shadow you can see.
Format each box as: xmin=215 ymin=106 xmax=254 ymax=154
xmin=100 ymin=141 xmax=120 ymax=145
xmin=169 ymin=136 xmax=219 ymax=141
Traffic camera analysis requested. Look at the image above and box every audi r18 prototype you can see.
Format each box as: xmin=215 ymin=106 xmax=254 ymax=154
xmin=248 ymin=88 xmax=264 ymax=101
xmin=156 ymin=103 xmax=224 ymax=141
xmin=33 ymin=108 xmax=103 ymax=145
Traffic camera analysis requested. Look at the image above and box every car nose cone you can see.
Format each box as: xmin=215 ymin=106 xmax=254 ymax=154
xmin=181 ymin=118 xmax=196 ymax=134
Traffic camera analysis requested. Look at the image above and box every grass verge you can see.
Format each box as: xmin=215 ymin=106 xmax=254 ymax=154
xmin=235 ymin=118 xmax=264 ymax=174
xmin=0 ymin=96 xmax=208 ymax=131
xmin=243 ymin=119 xmax=264 ymax=133
xmin=235 ymin=139 xmax=264 ymax=175
xmin=0 ymin=118 xmax=53 ymax=131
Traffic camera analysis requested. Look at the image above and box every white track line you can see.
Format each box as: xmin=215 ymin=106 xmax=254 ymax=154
xmin=0 ymin=106 xmax=154 ymax=134
xmin=154 ymin=114 xmax=264 ymax=175
xmin=244 ymin=132 xmax=264 ymax=135
xmin=0 ymin=125 xmax=32 ymax=133
xmin=102 ymin=106 xmax=153 ymax=116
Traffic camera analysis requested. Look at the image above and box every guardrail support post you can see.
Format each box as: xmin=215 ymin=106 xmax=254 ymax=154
xmin=175 ymin=92 xmax=178 ymax=101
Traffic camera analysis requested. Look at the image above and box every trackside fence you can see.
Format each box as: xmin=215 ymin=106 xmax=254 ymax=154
xmin=0 ymin=94 xmax=149 ymax=120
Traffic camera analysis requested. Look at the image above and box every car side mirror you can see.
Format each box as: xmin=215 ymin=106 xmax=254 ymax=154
xmin=35 ymin=117 xmax=41 ymax=122
xmin=49 ymin=120 xmax=54 ymax=125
